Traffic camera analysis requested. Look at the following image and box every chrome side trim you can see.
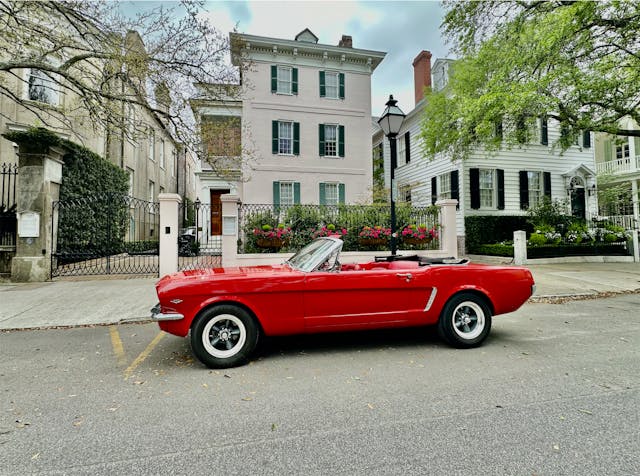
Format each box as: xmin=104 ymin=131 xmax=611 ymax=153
xmin=424 ymin=287 xmax=438 ymax=312
xmin=150 ymin=303 xmax=184 ymax=321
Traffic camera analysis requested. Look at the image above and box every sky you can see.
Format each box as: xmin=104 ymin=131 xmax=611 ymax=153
xmin=202 ymin=0 xmax=449 ymax=116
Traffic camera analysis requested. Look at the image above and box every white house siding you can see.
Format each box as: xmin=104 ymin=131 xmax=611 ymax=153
xmin=374 ymin=108 xmax=596 ymax=251
xmin=232 ymin=32 xmax=385 ymax=205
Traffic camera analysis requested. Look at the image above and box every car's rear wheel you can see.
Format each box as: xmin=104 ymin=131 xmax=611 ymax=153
xmin=438 ymin=293 xmax=492 ymax=348
xmin=190 ymin=305 xmax=259 ymax=368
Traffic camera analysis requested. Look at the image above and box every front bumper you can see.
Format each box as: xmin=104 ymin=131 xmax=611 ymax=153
xmin=150 ymin=303 xmax=184 ymax=321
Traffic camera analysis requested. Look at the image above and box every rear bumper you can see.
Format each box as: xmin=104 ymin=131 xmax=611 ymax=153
xmin=150 ymin=303 xmax=184 ymax=321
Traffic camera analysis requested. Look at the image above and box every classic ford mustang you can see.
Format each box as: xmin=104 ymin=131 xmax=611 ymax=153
xmin=151 ymin=237 xmax=535 ymax=368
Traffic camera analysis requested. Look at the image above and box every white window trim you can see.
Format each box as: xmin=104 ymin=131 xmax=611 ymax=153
xmin=159 ymin=139 xmax=165 ymax=169
xmin=479 ymin=168 xmax=496 ymax=210
xmin=25 ymin=68 xmax=61 ymax=106
xmin=148 ymin=130 xmax=155 ymax=161
xmin=324 ymin=124 xmax=338 ymax=158
xmin=324 ymin=71 xmax=340 ymax=99
xmin=438 ymin=173 xmax=451 ymax=200
xmin=276 ymin=66 xmax=293 ymax=95
xmin=278 ymin=120 xmax=294 ymax=156
xmin=279 ymin=181 xmax=295 ymax=206
xmin=324 ymin=182 xmax=339 ymax=206
xmin=527 ymin=171 xmax=543 ymax=206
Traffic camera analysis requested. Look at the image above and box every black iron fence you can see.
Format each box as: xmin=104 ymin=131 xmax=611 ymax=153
xmin=238 ymin=203 xmax=441 ymax=254
xmin=1 ymin=163 xmax=18 ymax=273
xmin=177 ymin=201 xmax=222 ymax=271
xmin=52 ymin=193 xmax=160 ymax=276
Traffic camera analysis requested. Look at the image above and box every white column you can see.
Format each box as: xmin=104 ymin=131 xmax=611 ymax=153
xmin=436 ymin=199 xmax=458 ymax=258
xmin=220 ymin=194 xmax=241 ymax=267
xmin=158 ymin=193 xmax=181 ymax=277
xmin=632 ymin=179 xmax=639 ymax=262
xmin=513 ymin=230 xmax=528 ymax=265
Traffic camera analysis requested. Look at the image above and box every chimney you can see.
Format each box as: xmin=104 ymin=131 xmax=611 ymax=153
xmin=338 ymin=35 xmax=353 ymax=48
xmin=412 ymin=50 xmax=432 ymax=105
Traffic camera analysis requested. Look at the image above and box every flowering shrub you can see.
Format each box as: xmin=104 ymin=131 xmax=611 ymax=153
xmin=359 ymin=226 xmax=391 ymax=239
xmin=253 ymin=223 xmax=291 ymax=240
xmin=312 ymin=223 xmax=348 ymax=239
xmin=401 ymin=224 xmax=438 ymax=241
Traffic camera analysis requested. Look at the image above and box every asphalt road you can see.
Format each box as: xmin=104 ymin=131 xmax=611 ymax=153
xmin=1 ymin=295 xmax=639 ymax=475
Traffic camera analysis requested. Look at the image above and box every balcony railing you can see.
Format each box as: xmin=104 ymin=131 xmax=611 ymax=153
xmin=596 ymin=155 xmax=640 ymax=175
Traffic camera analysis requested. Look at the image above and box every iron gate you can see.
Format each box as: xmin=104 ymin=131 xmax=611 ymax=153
xmin=178 ymin=200 xmax=222 ymax=271
xmin=51 ymin=193 xmax=160 ymax=277
xmin=0 ymin=163 xmax=18 ymax=275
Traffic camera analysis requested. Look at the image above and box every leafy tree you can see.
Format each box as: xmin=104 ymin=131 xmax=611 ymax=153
xmin=422 ymin=1 xmax=640 ymax=159
xmin=0 ymin=0 xmax=237 ymax=152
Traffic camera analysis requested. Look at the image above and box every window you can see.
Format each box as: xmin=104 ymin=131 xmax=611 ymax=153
xmin=280 ymin=182 xmax=294 ymax=205
xmin=159 ymin=140 xmax=165 ymax=169
xmin=398 ymin=185 xmax=412 ymax=203
xmin=540 ymin=117 xmax=548 ymax=145
xmin=148 ymin=180 xmax=155 ymax=203
xmin=273 ymin=181 xmax=300 ymax=206
xmin=272 ymin=121 xmax=299 ymax=155
xmin=324 ymin=125 xmax=337 ymax=157
xmin=148 ymin=130 xmax=155 ymax=161
xmin=319 ymin=124 xmax=344 ymax=157
xmin=27 ymin=69 xmax=59 ymax=105
xmin=319 ymin=71 xmax=345 ymax=99
xmin=398 ymin=136 xmax=406 ymax=165
xmin=479 ymin=169 xmax=495 ymax=208
xmin=528 ymin=171 xmax=542 ymax=206
xmin=319 ymin=182 xmax=345 ymax=205
xmin=438 ymin=173 xmax=451 ymax=200
xmin=616 ymin=143 xmax=630 ymax=160
xmin=271 ymin=66 xmax=298 ymax=95
xmin=171 ymin=150 xmax=177 ymax=177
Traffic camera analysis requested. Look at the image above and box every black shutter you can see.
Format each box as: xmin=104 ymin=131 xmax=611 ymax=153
xmin=497 ymin=169 xmax=505 ymax=210
xmin=319 ymin=71 xmax=326 ymax=97
xmin=470 ymin=168 xmax=480 ymax=210
xmin=318 ymin=124 xmax=325 ymax=156
xmin=451 ymin=170 xmax=459 ymax=209
xmin=292 ymin=68 xmax=298 ymax=95
xmin=540 ymin=117 xmax=548 ymax=145
xmin=404 ymin=131 xmax=411 ymax=163
xmin=271 ymin=65 xmax=277 ymax=93
xmin=431 ymin=177 xmax=437 ymax=205
xmin=543 ymin=171 xmax=552 ymax=198
xmin=338 ymin=125 xmax=345 ymax=157
xmin=272 ymin=121 xmax=279 ymax=154
xmin=339 ymin=73 xmax=345 ymax=99
xmin=293 ymin=122 xmax=300 ymax=155
xmin=582 ymin=130 xmax=591 ymax=148
xmin=519 ymin=171 xmax=529 ymax=210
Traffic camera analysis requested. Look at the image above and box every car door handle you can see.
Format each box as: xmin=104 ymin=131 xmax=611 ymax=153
xmin=396 ymin=273 xmax=413 ymax=282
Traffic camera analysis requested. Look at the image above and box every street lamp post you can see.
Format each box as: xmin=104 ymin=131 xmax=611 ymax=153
xmin=377 ymin=95 xmax=406 ymax=256
xmin=194 ymin=197 xmax=201 ymax=254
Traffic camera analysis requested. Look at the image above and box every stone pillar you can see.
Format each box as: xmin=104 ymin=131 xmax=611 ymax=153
xmin=158 ymin=193 xmax=181 ymax=277
xmin=220 ymin=194 xmax=240 ymax=267
xmin=513 ymin=230 xmax=528 ymax=265
xmin=11 ymin=144 xmax=64 ymax=282
xmin=436 ymin=199 xmax=458 ymax=258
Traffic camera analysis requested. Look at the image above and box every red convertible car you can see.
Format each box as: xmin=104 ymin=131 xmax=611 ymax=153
xmin=152 ymin=237 xmax=535 ymax=368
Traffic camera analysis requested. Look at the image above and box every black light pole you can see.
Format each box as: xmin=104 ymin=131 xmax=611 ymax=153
xmin=194 ymin=197 xmax=201 ymax=251
xmin=377 ymin=95 xmax=406 ymax=256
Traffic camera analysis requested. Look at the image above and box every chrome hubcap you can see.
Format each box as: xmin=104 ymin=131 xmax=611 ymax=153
xmin=452 ymin=302 xmax=484 ymax=340
xmin=202 ymin=314 xmax=246 ymax=358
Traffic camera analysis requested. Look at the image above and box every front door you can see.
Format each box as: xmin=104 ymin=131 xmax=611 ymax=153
xmin=209 ymin=189 xmax=230 ymax=235
xmin=571 ymin=188 xmax=586 ymax=219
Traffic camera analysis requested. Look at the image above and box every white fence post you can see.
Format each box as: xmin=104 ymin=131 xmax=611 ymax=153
xmin=436 ymin=199 xmax=458 ymax=258
xmin=158 ymin=193 xmax=181 ymax=277
xmin=220 ymin=194 xmax=241 ymax=267
xmin=513 ymin=230 xmax=527 ymax=265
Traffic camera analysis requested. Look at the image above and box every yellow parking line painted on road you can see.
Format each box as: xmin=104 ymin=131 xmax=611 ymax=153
xmin=109 ymin=326 xmax=127 ymax=367
xmin=124 ymin=332 xmax=165 ymax=380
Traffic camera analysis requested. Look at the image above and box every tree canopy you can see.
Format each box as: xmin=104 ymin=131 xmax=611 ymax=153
xmin=0 ymin=0 xmax=236 ymax=150
xmin=421 ymin=0 xmax=640 ymax=160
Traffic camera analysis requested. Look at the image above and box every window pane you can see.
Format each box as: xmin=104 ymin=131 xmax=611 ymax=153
xmin=277 ymin=67 xmax=292 ymax=94
xmin=324 ymin=125 xmax=337 ymax=156
xmin=480 ymin=169 xmax=494 ymax=208
xmin=279 ymin=122 xmax=292 ymax=154
xmin=528 ymin=171 xmax=541 ymax=205
xmin=28 ymin=69 xmax=58 ymax=105
xmin=280 ymin=182 xmax=294 ymax=205
xmin=325 ymin=183 xmax=338 ymax=205
xmin=438 ymin=173 xmax=451 ymax=199
xmin=325 ymin=72 xmax=338 ymax=98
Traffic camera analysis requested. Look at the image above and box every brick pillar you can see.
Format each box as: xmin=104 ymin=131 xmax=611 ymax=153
xmin=158 ymin=193 xmax=181 ymax=277
xmin=11 ymin=144 xmax=64 ymax=282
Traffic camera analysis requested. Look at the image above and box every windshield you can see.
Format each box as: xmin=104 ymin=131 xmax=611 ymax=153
xmin=286 ymin=238 xmax=342 ymax=272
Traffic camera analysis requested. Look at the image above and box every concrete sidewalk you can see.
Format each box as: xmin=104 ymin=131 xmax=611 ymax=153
xmin=1 ymin=262 xmax=640 ymax=331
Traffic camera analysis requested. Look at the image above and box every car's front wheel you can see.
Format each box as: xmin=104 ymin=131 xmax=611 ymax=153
xmin=438 ymin=293 xmax=492 ymax=348
xmin=190 ymin=305 xmax=259 ymax=368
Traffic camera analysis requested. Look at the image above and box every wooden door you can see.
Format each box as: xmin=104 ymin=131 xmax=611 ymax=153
xmin=209 ymin=189 xmax=230 ymax=235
